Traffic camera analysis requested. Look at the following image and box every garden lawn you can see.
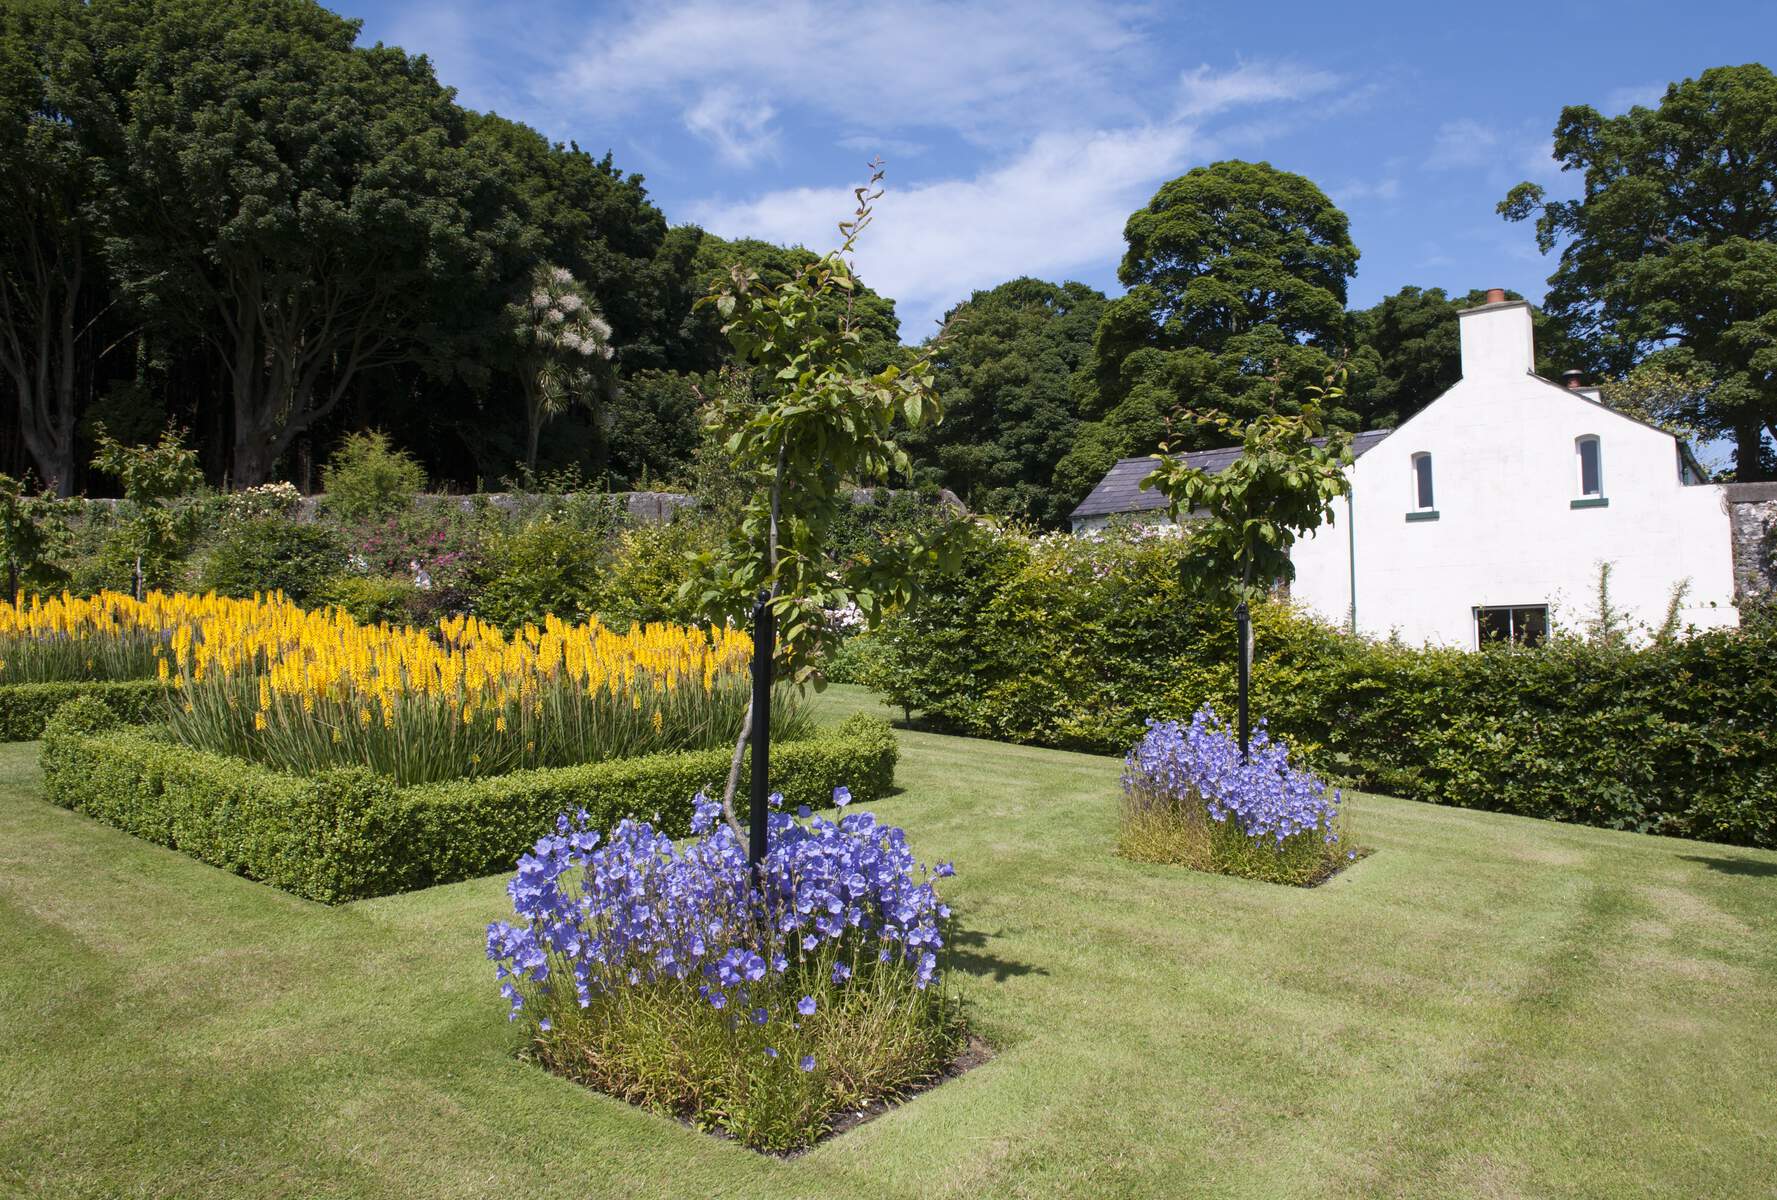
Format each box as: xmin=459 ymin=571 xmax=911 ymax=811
xmin=1 ymin=687 xmax=1773 ymax=1199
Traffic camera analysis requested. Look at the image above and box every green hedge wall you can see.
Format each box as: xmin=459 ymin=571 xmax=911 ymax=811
xmin=39 ymin=699 xmax=899 ymax=903
xmin=0 ymin=679 xmax=164 ymax=741
xmin=862 ymin=529 xmax=1777 ymax=848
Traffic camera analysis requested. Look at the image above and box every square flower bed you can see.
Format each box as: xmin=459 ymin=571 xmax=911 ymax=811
xmin=487 ymin=788 xmax=966 ymax=1152
xmin=1120 ymin=708 xmax=1360 ymax=886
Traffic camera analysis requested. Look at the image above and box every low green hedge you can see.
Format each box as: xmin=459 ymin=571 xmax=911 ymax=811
xmin=39 ymin=698 xmax=899 ymax=903
xmin=0 ymin=679 xmax=164 ymax=741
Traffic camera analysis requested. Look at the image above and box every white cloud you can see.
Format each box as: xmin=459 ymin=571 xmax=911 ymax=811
xmin=1605 ymin=82 xmax=1665 ymax=113
xmin=1175 ymin=60 xmax=1342 ymax=118
xmin=1425 ymin=118 xmax=1501 ymax=170
xmin=683 ymin=87 xmax=780 ymax=167
xmin=554 ymin=0 xmax=1152 ymax=159
xmin=690 ymin=125 xmax=1198 ymax=335
xmin=1332 ymin=177 xmax=1401 ymax=205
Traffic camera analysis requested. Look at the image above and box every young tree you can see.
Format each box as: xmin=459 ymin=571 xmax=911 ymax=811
xmin=1500 ymin=64 xmax=1777 ymax=480
xmin=689 ymin=165 xmax=964 ymax=841
xmin=509 ymin=263 xmax=615 ymax=472
xmin=1140 ymin=374 xmax=1353 ymax=754
xmin=90 ymin=426 xmax=203 ymax=598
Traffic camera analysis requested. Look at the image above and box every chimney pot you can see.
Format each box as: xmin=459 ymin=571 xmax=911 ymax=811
xmin=1485 ymin=287 xmax=1507 ymax=304
xmin=1563 ymin=370 xmax=1585 ymax=390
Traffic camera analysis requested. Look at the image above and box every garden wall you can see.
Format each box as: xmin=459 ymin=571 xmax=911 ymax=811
xmin=860 ymin=530 xmax=1777 ymax=848
xmin=40 ymin=700 xmax=899 ymax=902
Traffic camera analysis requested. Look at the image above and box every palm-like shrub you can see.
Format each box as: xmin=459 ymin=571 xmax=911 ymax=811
xmin=511 ymin=263 xmax=614 ymax=472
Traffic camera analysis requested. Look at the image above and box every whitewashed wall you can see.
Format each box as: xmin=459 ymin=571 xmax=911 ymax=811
xmin=1290 ymin=299 xmax=1740 ymax=646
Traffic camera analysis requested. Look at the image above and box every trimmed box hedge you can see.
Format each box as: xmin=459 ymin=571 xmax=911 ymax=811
xmin=0 ymin=679 xmax=163 ymax=742
xmin=39 ymin=698 xmax=898 ymax=903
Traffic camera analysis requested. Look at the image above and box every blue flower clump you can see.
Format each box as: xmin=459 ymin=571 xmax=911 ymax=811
xmin=1123 ymin=707 xmax=1343 ymax=845
xmin=486 ymin=786 xmax=952 ymax=1042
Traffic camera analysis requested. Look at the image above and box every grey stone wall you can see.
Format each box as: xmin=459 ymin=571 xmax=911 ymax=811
xmin=1726 ymin=483 xmax=1777 ymax=603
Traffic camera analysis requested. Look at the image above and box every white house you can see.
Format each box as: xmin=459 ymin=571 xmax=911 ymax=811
xmin=1069 ymin=289 xmax=1745 ymax=647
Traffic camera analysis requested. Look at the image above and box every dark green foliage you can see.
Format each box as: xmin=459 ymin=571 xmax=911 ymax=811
xmin=908 ymin=278 xmax=1105 ymax=527
xmin=0 ymin=678 xmax=162 ymax=741
xmin=193 ymin=518 xmax=342 ymax=605
xmin=39 ymin=703 xmax=897 ymax=902
xmin=865 ymin=530 xmax=1777 ymax=847
xmin=1500 ymin=64 xmax=1777 ymax=480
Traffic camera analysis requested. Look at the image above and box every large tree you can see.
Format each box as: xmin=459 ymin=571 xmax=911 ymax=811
xmin=1500 ymin=64 xmax=1777 ymax=480
xmin=77 ymin=0 xmax=506 ymax=485
xmin=0 ymin=1 xmax=102 ymax=494
xmin=908 ymin=277 xmax=1104 ymax=527
xmin=1055 ymin=160 xmax=1361 ymax=511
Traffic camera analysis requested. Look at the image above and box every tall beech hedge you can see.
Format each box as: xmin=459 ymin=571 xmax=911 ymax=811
xmin=39 ymin=699 xmax=899 ymax=902
xmin=0 ymin=679 xmax=163 ymax=741
xmin=862 ymin=529 xmax=1777 ymax=848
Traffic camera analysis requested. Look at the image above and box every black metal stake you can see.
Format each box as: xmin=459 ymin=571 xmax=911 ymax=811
xmin=748 ymin=590 xmax=775 ymax=869
xmin=1235 ymin=600 xmax=1251 ymax=762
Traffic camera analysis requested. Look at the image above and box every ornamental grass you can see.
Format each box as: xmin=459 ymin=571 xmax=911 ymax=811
xmin=487 ymin=789 xmax=964 ymax=1152
xmin=1120 ymin=708 xmax=1357 ymax=886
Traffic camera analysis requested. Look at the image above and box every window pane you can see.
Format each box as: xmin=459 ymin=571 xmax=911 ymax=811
xmin=1514 ymin=606 xmax=1548 ymax=647
xmin=1579 ymin=439 xmax=1601 ymax=495
xmin=1414 ymin=455 xmax=1434 ymax=509
xmin=1476 ymin=607 xmax=1511 ymax=644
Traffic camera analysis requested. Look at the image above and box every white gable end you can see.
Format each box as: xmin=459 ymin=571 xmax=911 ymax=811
xmin=1290 ymin=297 xmax=1739 ymax=646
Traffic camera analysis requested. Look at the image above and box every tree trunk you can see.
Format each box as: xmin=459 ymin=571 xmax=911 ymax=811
xmin=1734 ymin=418 xmax=1770 ymax=482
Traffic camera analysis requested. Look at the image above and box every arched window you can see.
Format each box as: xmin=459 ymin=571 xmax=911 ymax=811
xmin=1411 ymin=452 xmax=1435 ymax=511
xmin=1576 ymin=436 xmax=1602 ymax=498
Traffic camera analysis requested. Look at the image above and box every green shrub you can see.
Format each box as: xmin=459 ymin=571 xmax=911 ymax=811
xmin=39 ymin=705 xmax=898 ymax=902
xmin=474 ymin=515 xmax=611 ymax=630
xmin=315 ymin=573 xmax=417 ymax=626
xmin=193 ymin=517 xmax=343 ymax=605
xmin=596 ymin=517 xmax=716 ymax=630
xmin=321 ymin=431 xmax=425 ymax=524
xmin=868 ymin=526 xmax=1777 ymax=848
xmin=0 ymin=679 xmax=164 ymax=741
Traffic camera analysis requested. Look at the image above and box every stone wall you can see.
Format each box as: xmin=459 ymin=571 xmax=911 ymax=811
xmin=1726 ymin=483 xmax=1777 ymax=603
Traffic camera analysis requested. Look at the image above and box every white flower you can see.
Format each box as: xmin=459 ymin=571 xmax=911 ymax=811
xmin=550 ymin=265 xmax=574 ymax=286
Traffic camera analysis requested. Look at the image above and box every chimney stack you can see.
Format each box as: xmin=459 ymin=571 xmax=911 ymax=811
xmin=1458 ymin=288 xmax=1535 ymax=379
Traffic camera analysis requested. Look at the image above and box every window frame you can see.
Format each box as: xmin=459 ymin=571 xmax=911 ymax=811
xmin=1473 ymin=604 xmax=1550 ymax=649
xmin=1410 ymin=451 xmax=1435 ymax=512
xmin=1575 ymin=435 xmax=1603 ymax=499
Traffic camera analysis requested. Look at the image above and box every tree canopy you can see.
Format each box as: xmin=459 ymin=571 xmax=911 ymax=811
xmin=1500 ymin=63 xmax=1777 ymax=480
xmin=909 ymin=277 xmax=1105 ymax=527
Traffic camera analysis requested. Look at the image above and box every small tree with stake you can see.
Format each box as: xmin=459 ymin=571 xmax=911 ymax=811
xmin=689 ymin=163 xmax=966 ymax=861
xmin=1140 ymin=373 xmax=1353 ymax=758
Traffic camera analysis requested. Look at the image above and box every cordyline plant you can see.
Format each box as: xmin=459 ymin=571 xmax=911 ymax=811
xmin=687 ymin=163 xmax=968 ymax=834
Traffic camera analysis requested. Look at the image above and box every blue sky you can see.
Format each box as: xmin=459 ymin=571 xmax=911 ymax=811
xmin=333 ymin=0 xmax=1767 ymax=343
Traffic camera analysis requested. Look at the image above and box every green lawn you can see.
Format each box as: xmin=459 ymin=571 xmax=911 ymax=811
xmin=2 ymin=685 xmax=1774 ymax=1199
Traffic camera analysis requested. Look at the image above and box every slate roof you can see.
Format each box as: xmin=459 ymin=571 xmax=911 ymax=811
xmin=1069 ymin=429 xmax=1394 ymax=522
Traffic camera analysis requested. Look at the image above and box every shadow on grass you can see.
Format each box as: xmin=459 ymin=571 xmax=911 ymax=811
xmin=1679 ymin=854 xmax=1777 ymax=879
xmin=948 ymin=927 xmax=1048 ymax=983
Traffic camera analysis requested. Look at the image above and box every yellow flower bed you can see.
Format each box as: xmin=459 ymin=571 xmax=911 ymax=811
xmin=3 ymin=591 xmax=802 ymax=783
